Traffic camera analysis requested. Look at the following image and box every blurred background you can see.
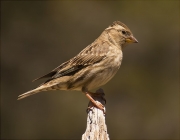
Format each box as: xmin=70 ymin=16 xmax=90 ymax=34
xmin=1 ymin=1 xmax=179 ymax=139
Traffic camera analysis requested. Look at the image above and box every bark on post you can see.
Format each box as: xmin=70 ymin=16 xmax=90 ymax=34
xmin=82 ymin=88 xmax=110 ymax=140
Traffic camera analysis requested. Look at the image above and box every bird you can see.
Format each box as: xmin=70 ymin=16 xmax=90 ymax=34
xmin=18 ymin=21 xmax=138 ymax=111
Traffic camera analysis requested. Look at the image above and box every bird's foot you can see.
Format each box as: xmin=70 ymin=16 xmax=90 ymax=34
xmin=91 ymin=92 xmax=106 ymax=104
xmin=84 ymin=88 xmax=106 ymax=114
xmin=86 ymin=102 xmax=106 ymax=114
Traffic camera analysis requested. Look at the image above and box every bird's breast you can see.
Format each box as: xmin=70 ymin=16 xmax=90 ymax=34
xmin=107 ymin=48 xmax=123 ymax=68
xmin=84 ymin=51 xmax=123 ymax=90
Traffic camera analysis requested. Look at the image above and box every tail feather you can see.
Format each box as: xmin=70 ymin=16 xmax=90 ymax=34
xmin=17 ymin=87 xmax=45 ymax=100
xmin=18 ymin=82 xmax=62 ymax=100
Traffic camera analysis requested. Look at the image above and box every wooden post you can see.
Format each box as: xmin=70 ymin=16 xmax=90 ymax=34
xmin=82 ymin=88 xmax=110 ymax=140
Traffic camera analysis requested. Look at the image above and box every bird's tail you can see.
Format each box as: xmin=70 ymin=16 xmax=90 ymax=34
xmin=17 ymin=86 xmax=47 ymax=100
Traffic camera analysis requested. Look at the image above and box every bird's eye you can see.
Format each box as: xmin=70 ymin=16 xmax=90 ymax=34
xmin=122 ymin=30 xmax=126 ymax=35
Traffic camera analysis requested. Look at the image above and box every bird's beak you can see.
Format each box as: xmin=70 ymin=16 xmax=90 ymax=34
xmin=125 ymin=36 xmax=138 ymax=43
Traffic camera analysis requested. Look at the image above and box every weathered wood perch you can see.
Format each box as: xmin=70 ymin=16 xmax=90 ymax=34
xmin=82 ymin=88 xmax=110 ymax=140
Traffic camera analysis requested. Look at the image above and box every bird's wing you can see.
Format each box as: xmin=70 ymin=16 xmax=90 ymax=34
xmin=33 ymin=41 xmax=111 ymax=82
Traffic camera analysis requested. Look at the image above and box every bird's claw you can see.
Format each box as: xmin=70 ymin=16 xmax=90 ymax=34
xmin=86 ymin=102 xmax=106 ymax=114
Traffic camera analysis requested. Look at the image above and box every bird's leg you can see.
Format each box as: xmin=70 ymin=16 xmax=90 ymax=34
xmin=84 ymin=92 xmax=104 ymax=110
xmin=88 ymin=90 xmax=106 ymax=104
xmin=82 ymin=88 xmax=106 ymax=113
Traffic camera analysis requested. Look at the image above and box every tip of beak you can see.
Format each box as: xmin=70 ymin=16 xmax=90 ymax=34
xmin=133 ymin=36 xmax=138 ymax=43
xmin=134 ymin=39 xmax=138 ymax=43
xmin=125 ymin=36 xmax=138 ymax=43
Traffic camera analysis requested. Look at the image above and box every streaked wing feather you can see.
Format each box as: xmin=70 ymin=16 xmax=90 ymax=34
xmin=32 ymin=61 xmax=69 ymax=82
xmin=33 ymin=41 xmax=111 ymax=82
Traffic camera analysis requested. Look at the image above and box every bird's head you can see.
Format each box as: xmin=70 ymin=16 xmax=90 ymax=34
xmin=106 ymin=21 xmax=138 ymax=47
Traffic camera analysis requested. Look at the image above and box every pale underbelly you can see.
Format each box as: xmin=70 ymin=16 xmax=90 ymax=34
xmin=68 ymin=64 xmax=120 ymax=91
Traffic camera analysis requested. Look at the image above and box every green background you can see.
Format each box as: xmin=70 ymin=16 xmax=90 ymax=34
xmin=1 ymin=1 xmax=179 ymax=139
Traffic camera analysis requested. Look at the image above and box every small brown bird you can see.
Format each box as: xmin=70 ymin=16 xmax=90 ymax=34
xmin=18 ymin=21 xmax=138 ymax=111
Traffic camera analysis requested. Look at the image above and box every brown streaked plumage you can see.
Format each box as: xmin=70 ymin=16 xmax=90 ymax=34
xmin=18 ymin=21 xmax=138 ymax=111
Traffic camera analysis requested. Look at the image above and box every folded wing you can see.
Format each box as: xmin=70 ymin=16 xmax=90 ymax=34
xmin=33 ymin=41 xmax=111 ymax=85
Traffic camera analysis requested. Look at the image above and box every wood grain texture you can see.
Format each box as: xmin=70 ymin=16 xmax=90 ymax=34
xmin=82 ymin=89 xmax=110 ymax=140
